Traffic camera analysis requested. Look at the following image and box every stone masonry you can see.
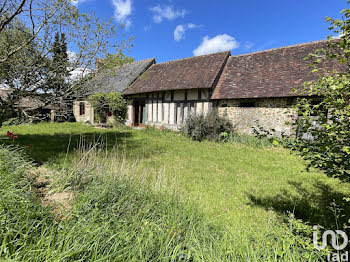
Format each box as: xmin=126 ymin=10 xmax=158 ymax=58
xmin=217 ymin=98 xmax=297 ymax=136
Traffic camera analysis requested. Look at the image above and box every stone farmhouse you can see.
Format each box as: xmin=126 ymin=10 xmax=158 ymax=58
xmin=75 ymin=40 xmax=334 ymax=135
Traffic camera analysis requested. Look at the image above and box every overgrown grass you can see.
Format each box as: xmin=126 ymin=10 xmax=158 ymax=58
xmin=1 ymin=122 xmax=349 ymax=261
xmin=1 ymin=144 xmax=323 ymax=261
xmin=227 ymin=133 xmax=272 ymax=147
xmin=0 ymin=145 xmax=233 ymax=261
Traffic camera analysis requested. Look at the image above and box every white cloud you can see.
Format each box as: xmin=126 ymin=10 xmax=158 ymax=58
xmin=193 ymin=34 xmax=239 ymax=56
xmin=112 ymin=0 xmax=132 ymax=29
xmin=68 ymin=68 xmax=92 ymax=82
xmin=150 ymin=5 xmax=187 ymax=23
xmin=67 ymin=50 xmax=77 ymax=63
xmin=243 ymin=41 xmax=254 ymax=50
xmin=144 ymin=25 xmax=151 ymax=32
xmin=334 ymin=32 xmax=344 ymax=39
xmin=174 ymin=23 xmax=197 ymax=42
xmin=70 ymin=0 xmax=88 ymax=6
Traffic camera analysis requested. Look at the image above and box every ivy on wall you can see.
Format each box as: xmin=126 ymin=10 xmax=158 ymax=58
xmin=88 ymin=92 xmax=127 ymax=124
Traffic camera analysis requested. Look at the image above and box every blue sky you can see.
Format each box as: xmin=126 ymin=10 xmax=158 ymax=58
xmin=71 ymin=0 xmax=347 ymax=63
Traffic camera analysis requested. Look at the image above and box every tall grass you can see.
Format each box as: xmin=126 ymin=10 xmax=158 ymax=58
xmin=0 ymin=143 xmax=326 ymax=261
xmin=0 ymin=144 xmax=232 ymax=261
xmin=0 ymin=145 xmax=53 ymax=259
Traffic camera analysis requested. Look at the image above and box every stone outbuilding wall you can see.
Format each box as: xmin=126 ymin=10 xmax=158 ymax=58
xmin=217 ymin=98 xmax=297 ymax=136
xmin=73 ymin=101 xmax=94 ymax=124
xmin=74 ymin=100 xmax=116 ymax=125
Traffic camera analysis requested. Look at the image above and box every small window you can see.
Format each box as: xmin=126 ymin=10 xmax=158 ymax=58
xmin=239 ymin=102 xmax=256 ymax=107
xmin=79 ymin=102 xmax=85 ymax=115
xmin=286 ymin=98 xmax=294 ymax=106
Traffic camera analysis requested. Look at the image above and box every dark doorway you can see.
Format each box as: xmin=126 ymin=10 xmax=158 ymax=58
xmin=133 ymin=100 xmax=146 ymax=127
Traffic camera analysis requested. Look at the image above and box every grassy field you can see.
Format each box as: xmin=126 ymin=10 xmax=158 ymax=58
xmin=1 ymin=122 xmax=349 ymax=260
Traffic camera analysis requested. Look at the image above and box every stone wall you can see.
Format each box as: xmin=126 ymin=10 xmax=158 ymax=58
xmin=74 ymin=100 xmax=117 ymax=125
xmin=217 ymin=98 xmax=297 ymax=136
xmin=73 ymin=100 xmax=94 ymax=124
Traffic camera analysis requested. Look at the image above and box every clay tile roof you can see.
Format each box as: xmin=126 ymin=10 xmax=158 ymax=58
xmin=211 ymin=40 xmax=338 ymax=99
xmin=123 ymin=51 xmax=231 ymax=95
xmin=83 ymin=58 xmax=155 ymax=95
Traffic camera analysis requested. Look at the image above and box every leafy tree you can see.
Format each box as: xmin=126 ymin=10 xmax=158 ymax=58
xmin=293 ymin=3 xmax=350 ymax=181
xmin=99 ymin=50 xmax=135 ymax=70
xmin=88 ymin=92 xmax=127 ymax=124
xmin=88 ymin=93 xmax=107 ymax=123
xmin=0 ymin=20 xmax=50 ymax=123
xmin=0 ymin=0 xmax=132 ymax=125
xmin=105 ymin=92 xmax=127 ymax=123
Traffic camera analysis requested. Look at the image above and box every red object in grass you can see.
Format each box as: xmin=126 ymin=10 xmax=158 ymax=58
xmin=6 ymin=131 xmax=19 ymax=139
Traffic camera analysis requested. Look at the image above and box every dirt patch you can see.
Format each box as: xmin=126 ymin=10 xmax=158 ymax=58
xmin=43 ymin=191 xmax=75 ymax=218
xmin=27 ymin=167 xmax=54 ymax=196
xmin=27 ymin=167 xmax=75 ymax=219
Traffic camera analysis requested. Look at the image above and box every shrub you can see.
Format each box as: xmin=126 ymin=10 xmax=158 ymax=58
xmin=182 ymin=109 xmax=234 ymax=142
xmin=105 ymin=92 xmax=127 ymax=123
xmin=88 ymin=92 xmax=127 ymax=125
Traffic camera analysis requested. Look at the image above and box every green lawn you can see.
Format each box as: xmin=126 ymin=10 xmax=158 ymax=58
xmin=1 ymin=122 xmax=349 ymax=260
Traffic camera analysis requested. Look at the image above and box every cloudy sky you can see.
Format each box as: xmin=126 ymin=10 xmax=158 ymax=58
xmin=71 ymin=0 xmax=347 ymax=63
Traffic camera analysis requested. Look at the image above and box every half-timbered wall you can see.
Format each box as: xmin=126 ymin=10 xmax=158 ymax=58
xmin=126 ymin=89 xmax=212 ymax=129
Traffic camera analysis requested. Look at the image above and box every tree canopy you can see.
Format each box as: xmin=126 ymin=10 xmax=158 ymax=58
xmin=293 ymin=2 xmax=350 ymax=181
xmin=0 ymin=0 xmax=132 ymax=125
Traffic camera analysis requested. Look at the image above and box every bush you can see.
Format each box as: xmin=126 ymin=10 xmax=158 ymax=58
xmin=182 ymin=109 xmax=234 ymax=142
xmin=88 ymin=92 xmax=127 ymax=125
